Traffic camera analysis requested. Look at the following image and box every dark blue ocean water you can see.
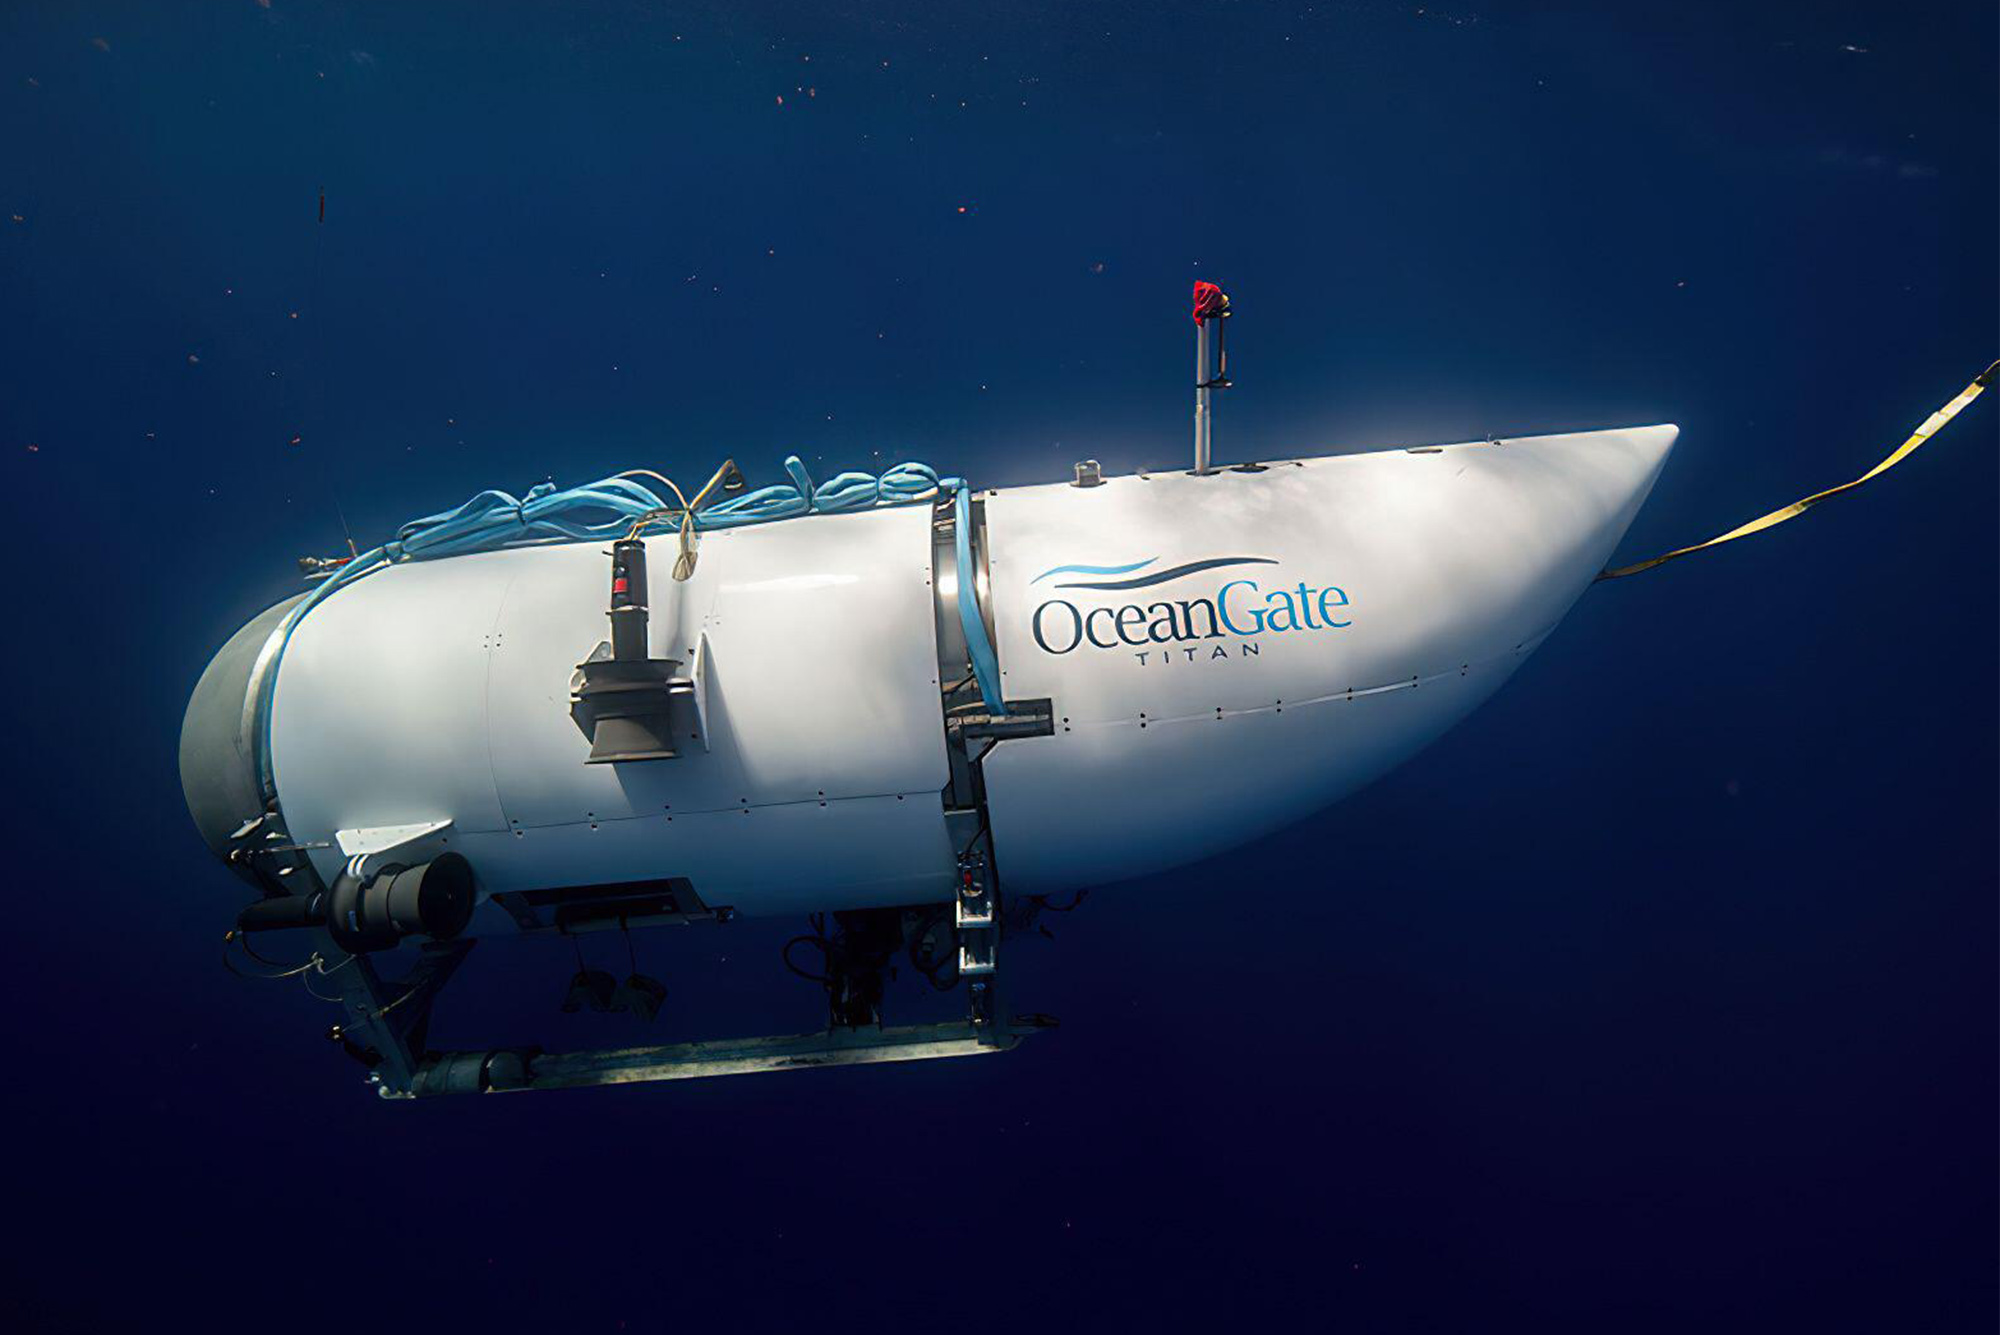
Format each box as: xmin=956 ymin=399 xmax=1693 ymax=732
xmin=3 ymin=3 xmax=1993 ymax=1330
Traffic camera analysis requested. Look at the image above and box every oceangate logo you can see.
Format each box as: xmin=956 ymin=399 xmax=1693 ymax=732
xmin=1028 ymin=556 xmax=1352 ymax=666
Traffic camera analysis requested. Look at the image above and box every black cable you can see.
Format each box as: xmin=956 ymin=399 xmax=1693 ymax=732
xmin=236 ymin=931 xmax=310 ymax=970
xmin=222 ymin=931 xmax=319 ymax=980
xmin=957 ymin=814 xmax=990 ymax=860
xmin=905 ymin=907 xmax=962 ymax=991
xmin=782 ymin=932 xmax=831 ymax=984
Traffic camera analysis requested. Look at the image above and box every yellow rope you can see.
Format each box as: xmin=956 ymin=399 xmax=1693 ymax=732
xmin=1598 ymin=360 xmax=1998 ymax=581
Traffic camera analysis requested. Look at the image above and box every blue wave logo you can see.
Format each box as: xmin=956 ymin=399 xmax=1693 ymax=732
xmin=1031 ymin=558 xmax=1159 ymax=584
xmin=1032 ymin=556 xmax=1276 ymax=591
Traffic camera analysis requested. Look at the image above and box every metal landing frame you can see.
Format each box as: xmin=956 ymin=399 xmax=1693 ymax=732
xmin=283 ymin=831 xmax=1050 ymax=1098
xmin=228 ymin=816 xmax=1049 ymax=1098
xmin=358 ymin=885 xmax=1051 ymax=1098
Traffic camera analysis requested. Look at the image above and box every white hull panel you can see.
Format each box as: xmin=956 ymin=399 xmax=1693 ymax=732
xmin=268 ymin=505 xmax=958 ymax=908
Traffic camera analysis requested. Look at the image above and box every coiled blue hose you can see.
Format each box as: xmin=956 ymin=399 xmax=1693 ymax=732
xmin=700 ymin=458 xmax=955 ymax=526
xmin=250 ymin=455 xmax=1005 ymax=795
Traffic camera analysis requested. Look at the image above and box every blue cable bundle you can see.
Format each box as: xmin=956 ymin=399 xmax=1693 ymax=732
xmin=699 ymin=457 xmax=958 ymax=526
xmin=251 ymin=455 xmax=1000 ymax=791
xmin=391 ymin=475 xmax=673 ymax=558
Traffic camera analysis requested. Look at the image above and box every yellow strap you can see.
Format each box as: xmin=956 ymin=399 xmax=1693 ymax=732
xmin=1598 ymin=360 xmax=1999 ymax=581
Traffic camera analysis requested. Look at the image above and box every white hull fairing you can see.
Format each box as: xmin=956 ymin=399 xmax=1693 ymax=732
xmin=188 ymin=425 xmax=1675 ymax=923
xmin=982 ymin=425 xmax=1677 ymax=890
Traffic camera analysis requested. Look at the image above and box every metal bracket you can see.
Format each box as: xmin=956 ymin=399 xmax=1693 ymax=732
xmin=490 ymin=875 xmax=732 ymax=936
xmin=321 ymin=937 xmax=476 ymax=1096
xmin=955 ymin=845 xmax=996 ymax=975
xmin=948 ymin=696 xmax=1055 ymax=744
xmin=335 ymin=819 xmax=454 ymax=860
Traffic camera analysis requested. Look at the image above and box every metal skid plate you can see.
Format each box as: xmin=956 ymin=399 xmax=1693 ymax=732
xmin=404 ymin=1018 xmax=1047 ymax=1097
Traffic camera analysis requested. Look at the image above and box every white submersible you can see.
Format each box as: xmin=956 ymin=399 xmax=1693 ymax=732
xmin=182 ymin=284 xmax=1676 ymax=1096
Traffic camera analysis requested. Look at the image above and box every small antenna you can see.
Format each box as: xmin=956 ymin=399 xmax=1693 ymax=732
xmin=289 ymin=184 xmax=355 ymax=559
xmin=332 ymin=492 xmax=358 ymax=559
xmin=1191 ymin=281 xmax=1231 ymax=474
